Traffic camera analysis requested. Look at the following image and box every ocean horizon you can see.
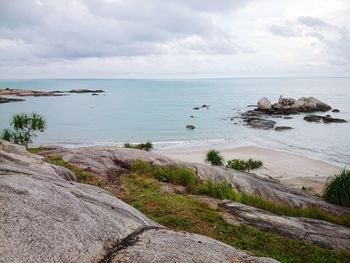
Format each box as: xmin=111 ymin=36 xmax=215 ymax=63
xmin=1 ymin=77 xmax=349 ymax=165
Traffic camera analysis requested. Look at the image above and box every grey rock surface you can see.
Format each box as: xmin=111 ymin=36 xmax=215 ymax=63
xmin=220 ymin=201 xmax=350 ymax=250
xmin=257 ymin=97 xmax=272 ymax=110
xmin=0 ymin=141 xmax=278 ymax=263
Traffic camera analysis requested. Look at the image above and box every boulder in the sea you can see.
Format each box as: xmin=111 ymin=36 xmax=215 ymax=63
xmin=193 ymin=107 xmax=200 ymax=110
xmin=322 ymin=115 xmax=347 ymax=123
xmin=304 ymin=114 xmax=323 ymax=122
xmin=0 ymin=96 xmax=25 ymax=103
xmin=278 ymin=96 xmax=296 ymax=107
xmin=331 ymin=109 xmax=340 ymax=113
xmin=275 ymin=126 xmax=294 ymax=131
xmin=292 ymin=97 xmax=331 ymax=112
xmin=283 ymin=116 xmax=293 ymax=119
xmin=186 ymin=125 xmax=195 ymax=129
xmin=244 ymin=117 xmax=276 ymax=129
xmin=68 ymin=89 xmax=105 ymax=93
xmin=201 ymin=104 xmax=209 ymax=108
xmin=257 ymin=97 xmax=271 ymax=110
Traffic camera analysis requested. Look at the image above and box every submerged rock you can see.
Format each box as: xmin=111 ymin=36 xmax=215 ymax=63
xmin=275 ymin=126 xmax=294 ymax=131
xmin=244 ymin=117 xmax=276 ymax=129
xmin=322 ymin=115 xmax=347 ymax=123
xmin=331 ymin=109 xmax=340 ymax=113
xmin=67 ymin=89 xmax=105 ymax=93
xmin=186 ymin=125 xmax=195 ymax=129
xmin=0 ymin=96 xmax=25 ymax=103
xmin=304 ymin=114 xmax=323 ymax=122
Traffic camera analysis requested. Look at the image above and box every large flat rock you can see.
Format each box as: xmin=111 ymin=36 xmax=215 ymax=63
xmin=0 ymin=141 xmax=278 ymax=263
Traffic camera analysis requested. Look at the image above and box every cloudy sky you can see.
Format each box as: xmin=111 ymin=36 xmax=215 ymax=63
xmin=0 ymin=0 xmax=349 ymax=78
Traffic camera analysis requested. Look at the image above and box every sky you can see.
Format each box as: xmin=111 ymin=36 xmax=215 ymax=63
xmin=0 ymin=0 xmax=350 ymax=78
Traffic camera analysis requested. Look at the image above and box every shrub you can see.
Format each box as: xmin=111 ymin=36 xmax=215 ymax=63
xmin=227 ymin=158 xmax=263 ymax=172
xmin=205 ymin=149 xmax=224 ymax=166
xmin=323 ymin=169 xmax=350 ymax=208
xmin=124 ymin=141 xmax=153 ymax=151
xmin=1 ymin=113 xmax=46 ymax=148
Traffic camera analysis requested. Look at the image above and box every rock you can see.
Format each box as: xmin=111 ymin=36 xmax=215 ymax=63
xmin=257 ymin=97 xmax=271 ymax=110
xmin=201 ymin=104 xmax=209 ymax=108
xmin=283 ymin=116 xmax=293 ymax=119
xmin=292 ymin=97 xmax=331 ymax=112
xmin=0 ymin=96 xmax=25 ymax=103
xmin=322 ymin=115 xmax=347 ymax=123
xmin=278 ymin=96 xmax=296 ymax=107
xmin=244 ymin=117 xmax=276 ymax=129
xmin=0 ymin=142 xmax=278 ymax=263
xmin=275 ymin=126 xmax=294 ymax=131
xmin=247 ymin=104 xmax=256 ymax=107
xmin=271 ymin=115 xmax=283 ymax=118
xmin=0 ymin=88 xmax=67 ymax=97
xmin=331 ymin=109 xmax=340 ymax=113
xmin=193 ymin=107 xmax=200 ymax=110
xmin=220 ymin=201 xmax=350 ymax=250
xmin=92 ymin=93 xmax=99 ymax=96
xmin=67 ymin=89 xmax=105 ymax=93
xmin=186 ymin=125 xmax=195 ymax=129
xmin=304 ymin=114 xmax=323 ymax=122
xmin=271 ymin=103 xmax=283 ymax=110
xmin=190 ymin=115 xmax=195 ymax=118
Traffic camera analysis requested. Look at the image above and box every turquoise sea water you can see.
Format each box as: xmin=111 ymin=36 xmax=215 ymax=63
xmin=0 ymin=78 xmax=349 ymax=165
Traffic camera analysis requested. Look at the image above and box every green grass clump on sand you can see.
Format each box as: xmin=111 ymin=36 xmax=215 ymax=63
xmin=124 ymin=141 xmax=153 ymax=151
xmin=227 ymin=158 xmax=263 ymax=172
xmin=130 ymin=160 xmax=350 ymax=227
xmin=323 ymin=169 xmax=350 ymax=208
xmin=47 ymin=155 xmax=107 ymax=188
xmin=204 ymin=149 xmax=224 ymax=166
xmin=121 ymin=172 xmax=350 ymax=263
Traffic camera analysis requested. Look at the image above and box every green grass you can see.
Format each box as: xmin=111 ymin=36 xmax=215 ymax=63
xmin=205 ymin=149 xmax=224 ymax=166
xmin=46 ymin=155 xmax=107 ymax=188
xmin=323 ymin=169 xmax=350 ymax=208
xmin=121 ymin=172 xmax=350 ymax=263
xmin=227 ymin=158 xmax=263 ymax=172
xmin=27 ymin=146 xmax=48 ymax=154
xmin=130 ymin=160 xmax=350 ymax=227
xmin=124 ymin=141 xmax=153 ymax=151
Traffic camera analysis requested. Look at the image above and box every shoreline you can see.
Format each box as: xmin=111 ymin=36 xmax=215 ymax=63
xmin=154 ymin=144 xmax=344 ymax=193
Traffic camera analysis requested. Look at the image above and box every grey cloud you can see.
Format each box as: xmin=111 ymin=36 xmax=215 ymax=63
xmin=270 ymin=24 xmax=299 ymax=37
xmin=297 ymin=16 xmax=329 ymax=29
xmin=0 ymin=0 xmax=252 ymax=63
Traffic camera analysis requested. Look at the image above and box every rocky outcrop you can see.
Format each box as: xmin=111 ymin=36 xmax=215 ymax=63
xmin=220 ymin=201 xmax=350 ymax=250
xmin=67 ymin=89 xmax=105 ymax=93
xmin=257 ymin=97 xmax=271 ymax=110
xmin=1 ymin=141 xmax=278 ymax=263
xmin=256 ymin=96 xmax=332 ymax=114
xmin=186 ymin=124 xmax=195 ymax=129
xmin=304 ymin=114 xmax=347 ymax=123
xmin=0 ymin=97 xmax=25 ymax=103
xmin=0 ymin=88 xmax=66 ymax=97
xmin=244 ymin=117 xmax=276 ymax=129
xmin=40 ymin=146 xmax=350 ymax=216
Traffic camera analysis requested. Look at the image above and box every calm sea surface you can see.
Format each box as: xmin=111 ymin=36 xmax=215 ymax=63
xmin=0 ymin=78 xmax=349 ymax=165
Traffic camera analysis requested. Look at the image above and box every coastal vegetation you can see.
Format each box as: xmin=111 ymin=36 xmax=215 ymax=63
xmin=227 ymin=158 xmax=263 ymax=172
xmin=124 ymin=141 xmax=153 ymax=151
xmin=1 ymin=113 xmax=46 ymax=148
xmin=323 ymin=169 xmax=350 ymax=208
xmin=130 ymin=160 xmax=350 ymax=228
xmin=122 ymin=165 xmax=350 ymax=263
xmin=205 ymin=149 xmax=224 ymax=166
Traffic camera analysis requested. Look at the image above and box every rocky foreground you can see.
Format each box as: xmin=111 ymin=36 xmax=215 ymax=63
xmin=1 ymin=141 xmax=350 ymax=262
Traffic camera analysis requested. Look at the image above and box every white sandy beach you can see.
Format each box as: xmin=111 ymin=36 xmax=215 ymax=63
xmin=155 ymin=145 xmax=344 ymax=193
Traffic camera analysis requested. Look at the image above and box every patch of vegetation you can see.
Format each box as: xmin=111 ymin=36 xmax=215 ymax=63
xmin=124 ymin=141 xmax=153 ymax=151
xmin=27 ymin=146 xmax=48 ymax=154
xmin=130 ymin=160 xmax=350 ymax=227
xmin=1 ymin=113 xmax=46 ymax=148
xmin=121 ymin=172 xmax=350 ymax=263
xmin=205 ymin=149 xmax=224 ymax=166
xmin=227 ymin=158 xmax=263 ymax=172
xmin=46 ymin=155 xmax=107 ymax=188
xmin=323 ymin=169 xmax=350 ymax=208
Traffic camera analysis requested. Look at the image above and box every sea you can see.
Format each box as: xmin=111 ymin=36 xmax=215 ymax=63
xmin=0 ymin=78 xmax=349 ymax=165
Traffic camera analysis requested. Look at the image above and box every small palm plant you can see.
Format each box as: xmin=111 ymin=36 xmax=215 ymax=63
xmin=1 ymin=113 xmax=46 ymax=148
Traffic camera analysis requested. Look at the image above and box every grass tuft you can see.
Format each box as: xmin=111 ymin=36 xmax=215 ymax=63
xmin=323 ymin=169 xmax=350 ymax=208
xmin=227 ymin=158 xmax=263 ymax=172
xmin=124 ymin=141 xmax=153 ymax=151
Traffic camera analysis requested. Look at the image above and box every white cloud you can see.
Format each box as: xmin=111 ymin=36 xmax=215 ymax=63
xmin=0 ymin=0 xmax=349 ymax=78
